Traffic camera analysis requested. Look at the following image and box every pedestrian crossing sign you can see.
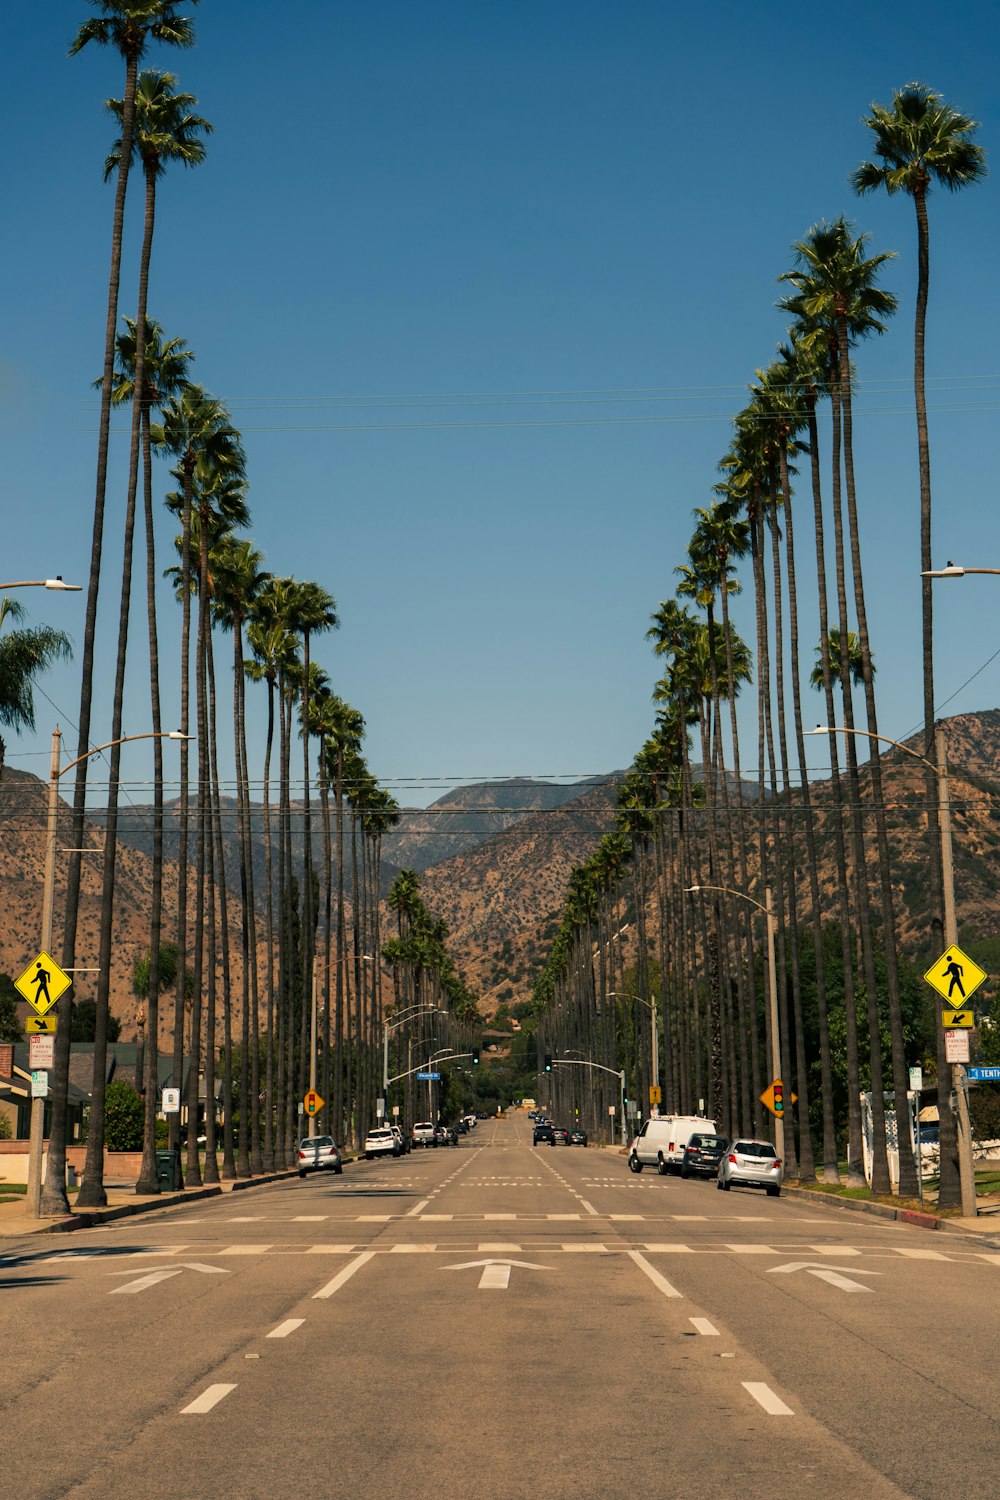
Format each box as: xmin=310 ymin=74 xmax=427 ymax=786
xmin=14 ymin=951 xmax=72 ymax=1016
xmin=923 ymin=945 xmax=987 ymax=1007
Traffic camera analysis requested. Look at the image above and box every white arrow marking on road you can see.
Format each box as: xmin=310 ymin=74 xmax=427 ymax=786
xmin=444 ymin=1257 xmax=552 ymax=1290
xmin=108 ymin=1262 xmax=229 ymax=1295
xmin=768 ymin=1261 xmax=880 ymax=1293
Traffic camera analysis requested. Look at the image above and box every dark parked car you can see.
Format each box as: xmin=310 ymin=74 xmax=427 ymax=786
xmin=551 ymin=1126 xmax=570 ymax=1145
xmin=680 ymin=1132 xmax=729 ymax=1179
xmin=533 ymin=1122 xmax=555 ymax=1146
xmin=454 ymin=1118 xmax=470 ymax=1134
xmin=435 ymin=1123 xmax=458 ymax=1147
xmin=568 ymin=1128 xmax=588 ymax=1147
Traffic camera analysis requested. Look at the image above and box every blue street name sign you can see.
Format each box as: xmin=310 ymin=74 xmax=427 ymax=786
xmin=967 ymin=1067 xmax=1000 ymax=1081
xmin=417 ymin=1071 xmax=440 ymax=1081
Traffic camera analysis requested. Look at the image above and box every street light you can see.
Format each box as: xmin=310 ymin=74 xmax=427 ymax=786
xmin=607 ymin=991 xmax=660 ymax=1116
xmin=382 ymin=1005 xmax=444 ymax=1095
xmin=686 ymin=883 xmax=782 ymax=1159
xmin=920 ymin=562 xmax=1000 ymax=578
xmin=0 ymin=577 xmax=82 ymax=591
xmin=36 ymin=728 xmax=192 ymax=1217
xmin=806 ymin=721 xmax=977 ymax=1216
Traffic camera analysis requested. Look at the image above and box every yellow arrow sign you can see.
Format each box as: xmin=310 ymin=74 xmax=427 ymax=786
xmin=303 ymin=1090 xmax=324 ymax=1117
xmin=941 ymin=1009 xmax=975 ymax=1029
xmin=13 ymin=951 xmax=72 ymax=1016
xmin=23 ymin=1015 xmax=58 ymax=1035
xmin=923 ymin=945 xmax=987 ymax=1006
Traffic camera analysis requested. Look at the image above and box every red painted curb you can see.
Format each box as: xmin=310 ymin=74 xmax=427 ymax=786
xmin=899 ymin=1209 xmax=942 ymax=1230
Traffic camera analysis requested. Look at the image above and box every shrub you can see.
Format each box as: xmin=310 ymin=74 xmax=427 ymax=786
xmin=104 ymin=1080 xmax=144 ymax=1151
xmin=0 ymin=1111 xmax=12 ymax=1140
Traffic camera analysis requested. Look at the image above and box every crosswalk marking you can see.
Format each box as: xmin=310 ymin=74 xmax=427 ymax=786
xmin=893 ymin=1247 xmax=948 ymax=1260
xmin=479 ymin=1243 xmax=522 ymax=1252
xmin=726 ymin=1244 xmax=777 ymax=1254
xmin=219 ymin=1244 xmax=272 ymax=1255
xmin=561 ymin=1243 xmax=607 ymax=1252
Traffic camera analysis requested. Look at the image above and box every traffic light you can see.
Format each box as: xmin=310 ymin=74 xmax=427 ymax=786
xmin=544 ymin=1054 xmax=553 ymax=1073
xmin=472 ymin=1048 xmax=480 ymax=1066
xmin=773 ymin=1080 xmax=784 ymax=1117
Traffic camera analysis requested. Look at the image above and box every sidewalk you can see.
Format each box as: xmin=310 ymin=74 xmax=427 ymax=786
xmin=0 ymin=1166 xmax=310 ymax=1240
xmin=781 ymin=1182 xmax=1000 ymax=1242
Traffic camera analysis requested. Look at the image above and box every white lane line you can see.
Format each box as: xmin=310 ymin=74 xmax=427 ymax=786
xmin=219 ymin=1244 xmax=272 ymax=1256
xmin=478 ymin=1243 xmax=523 ymax=1252
xmin=357 ymin=1215 xmax=392 ymax=1222
xmin=547 ymin=1214 xmax=581 ymax=1221
xmin=977 ymin=1253 xmax=1000 ymax=1265
xmin=227 ymin=1216 xmax=262 ymax=1223
xmin=420 ymin=1214 xmax=453 ymax=1221
xmin=808 ymin=1245 xmax=860 ymax=1256
xmin=893 ymin=1247 xmax=948 ymax=1260
xmin=742 ymin=1382 xmax=794 ymax=1416
xmin=313 ymin=1250 xmax=376 ymax=1298
xmin=726 ymin=1244 xmax=777 ymax=1254
xmin=673 ymin=1215 xmax=708 ymax=1222
xmin=579 ymin=1199 xmax=599 ymax=1216
xmin=182 ymin=1383 xmax=237 ymax=1415
xmin=390 ymin=1244 xmax=437 ymax=1253
xmin=406 ymin=1199 xmax=431 ymax=1217
xmin=268 ymin=1318 xmax=304 ymax=1339
xmin=690 ymin=1317 xmax=720 ymax=1336
xmin=479 ymin=1263 xmax=511 ymax=1289
xmin=627 ymin=1249 xmax=683 ymax=1299
xmin=610 ymin=1214 xmax=644 ymax=1221
xmin=561 ymin=1244 xmax=607 ymax=1253
xmin=293 ymin=1216 xmax=328 ymax=1222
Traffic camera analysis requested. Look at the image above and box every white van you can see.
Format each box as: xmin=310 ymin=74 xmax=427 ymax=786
xmin=628 ymin=1115 xmax=717 ymax=1175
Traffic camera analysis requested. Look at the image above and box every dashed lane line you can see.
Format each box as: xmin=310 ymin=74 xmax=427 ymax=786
xmin=313 ymin=1251 xmax=375 ymax=1299
xmin=267 ymin=1319 xmax=304 ymax=1338
xmin=627 ymin=1249 xmax=683 ymax=1299
xmin=181 ymin=1383 xmax=237 ymax=1415
xmin=406 ymin=1199 xmax=431 ymax=1217
xmin=742 ymin=1382 xmax=794 ymax=1416
xmin=690 ymin=1317 xmax=720 ymax=1335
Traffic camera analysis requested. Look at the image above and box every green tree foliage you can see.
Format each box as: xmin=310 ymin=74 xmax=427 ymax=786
xmin=72 ymin=999 xmax=122 ymax=1044
xmin=104 ymin=1079 xmax=144 ymax=1151
xmin=0 ymin=976 xmax=20 ymax=1043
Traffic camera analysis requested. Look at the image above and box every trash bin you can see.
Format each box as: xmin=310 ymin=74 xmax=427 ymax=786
xmin=156 ymin=1149 xmax=182 ymax=1192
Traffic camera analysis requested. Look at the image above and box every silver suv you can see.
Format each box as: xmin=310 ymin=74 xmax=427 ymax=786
xmin=717 ymin=1139 xmax=783 ymax=1197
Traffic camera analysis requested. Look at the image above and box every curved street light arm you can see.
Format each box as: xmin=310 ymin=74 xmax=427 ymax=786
xmin=60 ymin=729 xmax=192 ymax=778
xmin=806 ymin=723 xmax=937 ymax=776
xmin=685 ymin=883 xmax=770 ymax=920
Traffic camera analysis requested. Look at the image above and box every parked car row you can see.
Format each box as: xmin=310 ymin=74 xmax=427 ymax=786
xmin=627 ymin=1115 xmax=782 ymax=1196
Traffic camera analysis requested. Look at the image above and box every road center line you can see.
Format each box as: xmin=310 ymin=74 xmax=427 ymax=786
xmin=579 ymin=1199 xmax=599 ymax=1216
xmin=406 ymin=1199 xmax=430 ymax=1217
xmin=267 ymin=1319 xmax=304 ymax=1338
xmin=181 ymin=1383 xmax=237 ymax=1415
xmin=313 ymin=1250 xmax=376 ymax=1298
xmin=627 ymin=1249 xmax=683 ymax=1299
xmin=742 ymin=1382 xmax=794 ymax=1416
xmin=690 ymin=1317 xmax=719 ymax=1336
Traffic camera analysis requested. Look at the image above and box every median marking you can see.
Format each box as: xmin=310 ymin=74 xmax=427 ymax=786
xmin=742 ymin=1382 xmax=793 ymax=1416
xmin=313 ymin=1250 xmax=375 ymax=1299
xmin=182 ymin=1383 xmax=237 ymax=1415
xmin=690 ymin=1317 xmax=719 ymax=1336
xmin=627 ymin=1249 xmax=683 ymax=1299
xmin=267 ymin=1318 xmax=304 ymax=1338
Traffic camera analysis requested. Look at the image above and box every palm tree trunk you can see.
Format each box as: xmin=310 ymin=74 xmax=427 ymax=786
xmin=837 ymin=311 xmax=918 ymax=1197
xmin=261 ymin=674 xmax=276 ymax=1172
xmin=207 ymin=627 xmax=236 ymax=1181
xmin=46 ymin=55 xmax=140 ymax=1215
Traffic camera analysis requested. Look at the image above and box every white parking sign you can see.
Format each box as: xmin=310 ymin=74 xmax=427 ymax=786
xmin=161 ymin=1087 xmax=181 ymax=1114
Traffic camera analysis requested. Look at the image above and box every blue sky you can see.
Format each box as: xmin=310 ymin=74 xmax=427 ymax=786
xmin=4 ymin=1 xmax=1000 ymax=809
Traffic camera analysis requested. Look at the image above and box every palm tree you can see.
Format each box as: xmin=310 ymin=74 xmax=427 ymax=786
xmin=154 ymin=389 xmax=244 ymax=1186
xmin=854 ymin=85 xmax=985 ymax=1208
xmin=0 ymin=601 xmax=73 ymax=780
xmin=810 ymin=628 xmax=868 ymax=689
xmin=853 ymin=85 xmax=985 ymax=909
xmin=214 ymin=536 xmax=268 ymax=1175
xmin=49 ymin=0 xmax=198 ymax=1216
xmin=780 ymin=219 xmax=920 ymax=1196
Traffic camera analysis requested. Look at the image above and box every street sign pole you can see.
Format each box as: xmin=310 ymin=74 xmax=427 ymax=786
xmin=936 ymin=726 xmax=978 ymax=1217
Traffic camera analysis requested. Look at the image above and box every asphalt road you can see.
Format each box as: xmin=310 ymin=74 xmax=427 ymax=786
xmin=3 ymin=1115 xmax=1000 ymax=1500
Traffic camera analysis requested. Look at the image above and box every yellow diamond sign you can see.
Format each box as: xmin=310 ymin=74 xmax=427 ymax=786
xmin=14 ymin=951 xmax=72 ymax=1016
xmin=923 ymin=945 xmax=987 ymax=1007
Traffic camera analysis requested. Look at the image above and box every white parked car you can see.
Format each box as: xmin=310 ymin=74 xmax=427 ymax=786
xmin=364 ymin=1127 xmax=400 ymax=1160
xmin=463 ymin=1114 xmax=477 ymax=1130
xmin=628 ymin=1115 xmax=718 ymax=1176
